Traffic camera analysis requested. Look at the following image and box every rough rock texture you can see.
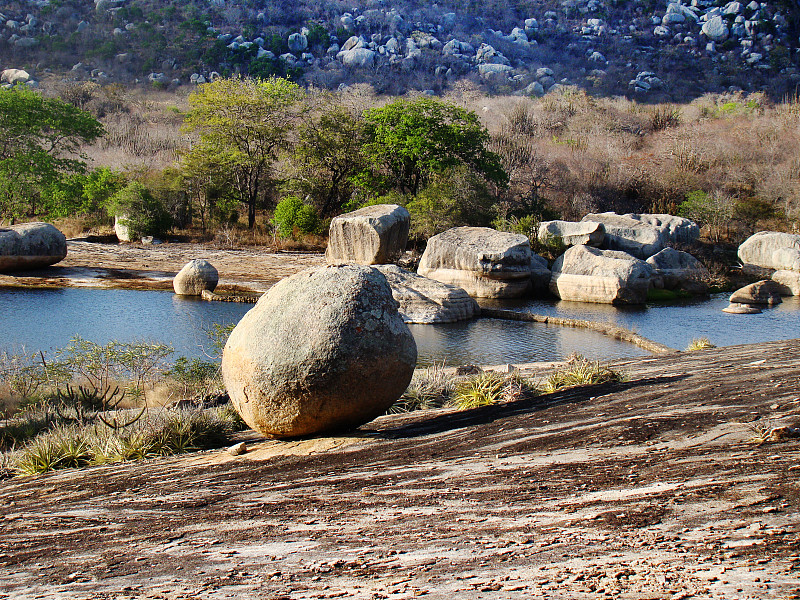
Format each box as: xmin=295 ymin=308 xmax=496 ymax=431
xmin=550 ymin=244 xmax=653 ymax=305
xmin=374 ymin=265 xmax=479 ymax=324
xmin=222 ymin=265 xmax=416 ymax=438
xmin=581 ymin=212 xmax=699 ymax=258
xmin=0 ymin=68 xmax=30 ymax=84
xmin=0 ymin=222 xmax=67 ymax=272
xmin=772 ymin=269 xmax=800 ymax=296
xmin=738 ymin=231 xmax=800 ymax=273
xmin=538 ymin=220 xmax=605 ymax=247
xmin=418 ymin=227 xmax=533 ymax=298
xmin=646 ymin=247 xmax=709 ymax=292
xmin=114 ymin=214 xmax=132 ymax=242
xmin=326 ymin=204 xmax=410 ymax=266
xmin=173 ymin=259 xmax=219 ymax=295
xmin=722 ymin=303 xmax=762 ymax=314
xmin=729 ymin=279 xmax=783 ymax=305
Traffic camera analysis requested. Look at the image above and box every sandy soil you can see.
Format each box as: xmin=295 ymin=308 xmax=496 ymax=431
xmin=1 ymin=340 xmax=799 ymax=599
xmin=0 ymin=240 xmax=326 ymax=292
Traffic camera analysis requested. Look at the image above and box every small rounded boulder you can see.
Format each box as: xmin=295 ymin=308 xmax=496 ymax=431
xmin=173 ymin=259 xmax=219 ymax=295
xmin=222 ymin=265 xmax=417 ymax=438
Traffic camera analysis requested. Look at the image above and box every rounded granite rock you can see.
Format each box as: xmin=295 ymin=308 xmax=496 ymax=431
xmin=221 ymin=265 xmax=417 ymax=438
xmin=173 ymin=259 xmax=219 ymax=295
xmin=0 ymin=222 xmax=67 ymax=272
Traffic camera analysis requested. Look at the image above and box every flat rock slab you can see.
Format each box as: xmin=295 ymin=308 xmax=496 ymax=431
xmin=2 ymin=340 xmax=800 ymax=598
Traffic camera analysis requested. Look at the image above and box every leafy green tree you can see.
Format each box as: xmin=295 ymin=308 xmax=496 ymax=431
xmin=42 ymin=167 xmax=126 ymax=218
xmin=287 ymin=104 xmax=367 ymax=216
xmin=0 ymin=86 xmax=104 ymax=222
xmin=108 ymin=182 xmax=172 ymax=240
xmin=361 ymin=97 xmax=508 ymax=197
xmin=182 ymin=77 xmax=306 ymax=228
xmin=678 ymin=190 xmax=733 ymax=242
xmin=271 ymin=195 xmax=320 ymax=238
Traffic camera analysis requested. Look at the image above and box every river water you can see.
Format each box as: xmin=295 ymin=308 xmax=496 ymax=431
xmin=1 ymin=287 xmax=797 ymax=366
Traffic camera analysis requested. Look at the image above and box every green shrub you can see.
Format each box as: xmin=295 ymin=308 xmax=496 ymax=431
xmin=271 ymin=196 xmax=320 ymax=238
xmin=544 ymin=355 xmax=624 ymax=393
xmin=108 ymin=181 xmax=173 ymax=240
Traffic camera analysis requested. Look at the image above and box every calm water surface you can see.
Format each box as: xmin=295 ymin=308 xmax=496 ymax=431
xmin=1 ymin=287 xmax=797 ymax=366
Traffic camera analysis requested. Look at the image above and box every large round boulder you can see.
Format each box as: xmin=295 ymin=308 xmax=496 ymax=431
xmin=374 ymin=265 xmax=479 ymax=324
xmin=738 ymin=231 xmax=800 ymax=273
xmin=0 ymin=222 xmax=67 ymax=272
xmin=550 ymin=245 xmax=653 ymax=305
xmin=173 ymin=259 xmax=219 ymax=295
xmin=222 ymin=265 xmax=417 ymax=438
xmin=417 ymin=227 xmax=533 ymax=298
xmin=326 ymin=204 xmax=409 ymax=265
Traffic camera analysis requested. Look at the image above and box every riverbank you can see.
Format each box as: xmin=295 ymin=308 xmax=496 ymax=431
xmin=1 ymin=339 xmax=799 ymax=599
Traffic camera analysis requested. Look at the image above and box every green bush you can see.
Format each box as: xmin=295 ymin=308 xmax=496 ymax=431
xmin=271 ymin=196 xmax=320 ymax=238
xmin=108 ymin=181 xmax=173 ymax=240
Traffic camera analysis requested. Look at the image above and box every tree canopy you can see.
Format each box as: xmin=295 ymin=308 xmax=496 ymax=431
xmin=361 ymin=97 xmax=508 ymax=197
xmin=0 ymin=86 xmax=104 ymax=222
xmin=182 ymin=77 xmax=306 ymax=228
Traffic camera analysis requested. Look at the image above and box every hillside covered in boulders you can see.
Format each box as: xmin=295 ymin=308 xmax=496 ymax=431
xmin=1 ymin=0 xmax=799 ymax=100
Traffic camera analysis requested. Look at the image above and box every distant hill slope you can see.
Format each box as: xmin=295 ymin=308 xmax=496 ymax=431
xmin=1 ymin=0 xmax=798 ymax=99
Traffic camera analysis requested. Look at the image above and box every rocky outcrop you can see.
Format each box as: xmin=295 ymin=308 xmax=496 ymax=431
xmin=581 ymin=213 xmax=699 ymax=259
xmin=326 ymin=204 xmax=409 ymax=265
xmin=772 ymin=270 xmax=800 ymax=296
xmin=374 ymin=265 xmax=479 ymax=324
xmin=0 ymin=222 xmax=67 ymax=272
xmin=173 ymin=259 xmax=219 ymax=296
xmin=646 ymin=248 xmax=709 ymax=293
xmin=538 ymin=220 xmax=605 ymax=247
xmin=221 ymin=265 xmax=416 ymax=438
xmin=738 ymin=231 xmax=800 ymax=273
xmin=729 ymin=280 xmax=783 ymax=305
xmin=417 ymin=227 xmax=533 ymax=298
xmin=549 ymin=245 xmax=653 ymax=305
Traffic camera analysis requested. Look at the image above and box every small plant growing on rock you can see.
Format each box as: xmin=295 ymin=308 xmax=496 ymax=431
xmin=389 ymin=363 xmax=454 ymax=413
xmin=686 ymin=337 xmax=716 ymax=351
xmin=543 ymin=355 xmax=624 ymax=393
xmin=451 ymin=371 xmax=537 ymax=410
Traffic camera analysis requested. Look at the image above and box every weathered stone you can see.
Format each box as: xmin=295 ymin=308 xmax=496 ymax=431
xmin=374 ymin=265 xmax=479 ymax=324
xmin=729 ymin=280 xmax=783 ymax=305
xmin=114 ymin=214 xmax=132 ymax=242
xmin=287 ymin=32 xmax=308 ymax=53
xmin=418 ymin=227 xmax=533 ymax=299
xmin=326 ymin=204 xmax=409 ymax=265
xmin=0 ymin=222 xmax=67 ymax=272
xmin=702 ymin=16 xmax=729 ymax=41
xmin=173 ymin=259 xmax=219 ymax=295
xmin=646 ymin=247 xmax=709 ymax=292
xmin=0 ymin=68 xmax=31 ymax=85
xmin=539 ymin=220 xmax=605 ymax=247
xmin=222 ymin=265 xmax=416 ymax=438
xmin=722 ymin=303 xmax=762 ymax=314
xmin=772 ymin=270 xmax=800 ymax=296
xmin=340 ymin=47 xmax=376 ymax=68
xmin=550 ymin=245 xmax=653 ymax=305
xmin=738 ymin=231 xmax=800 ymax=272
xmin=581 ymin=212 xmax=699 ymax=259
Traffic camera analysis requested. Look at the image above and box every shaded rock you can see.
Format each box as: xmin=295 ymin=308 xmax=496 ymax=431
xmin=646 ymin=248 xmax=709 ymax=292
xmin=0 ymin=222 xmax=67 ymax=272
xmin=173 ymin=259 xmax=219 ymax=295
xmin=772 ymin=270 xmax=800 ymax=296
xmin=722 ymin=303 xmax=762 ymax=314
xmin=539 ymin=220 xmax=605 ymax=247
xmin=418 ymin=227 xmax=533 ymax=299
xmin=550 ymin=245 xmax=652 ymax=305
xmin=287 ymin=32 xmax=308 ymax=53
xmin=738 ymin=231 xmax=800 ymax=273
xmin=581 ymin=212 xmax=699 ymax=259
xmin=326 ymin=204 xmax=409 ymax=266
xmin=374 ymin=265 xmax=479 ymax=324
xmin=729 ymin=280 xmax=783 ymax=305
xmin=530 ymin=253 xmax=551 ymax=295
xmin=221 ymin=265 xmax=416 ymax=438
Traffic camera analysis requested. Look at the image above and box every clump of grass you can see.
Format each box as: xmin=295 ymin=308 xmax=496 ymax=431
xmin=543 ymin=355 xmax=624 ymax=393
xmin=389 ymin=363 xmax=455 ymax=413
xmin=9 ymin=404 xmax=247 ymax=477
xmin=450 ymin=371 xmax=537 ymax=410
xmin=686 ymin=337 xmax=716 ymax=351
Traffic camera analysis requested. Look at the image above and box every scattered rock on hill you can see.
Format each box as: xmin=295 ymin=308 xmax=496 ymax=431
xmin=375 ymin=265 xmax=479 ymax=323
xmin=173 ymin=259 xmax=219 ymax=296
xmin=221 ymin=265 xmax=416 ymax=438
xmin=550 ymin=244 xmax=652 ymax=305
xmin=326 ymin=204 xmax=409 ymax=265
xmin=0 ymin=222 xmax=67 ymax=272
xmin=418 ymin=227 xmax=534 ymax=298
